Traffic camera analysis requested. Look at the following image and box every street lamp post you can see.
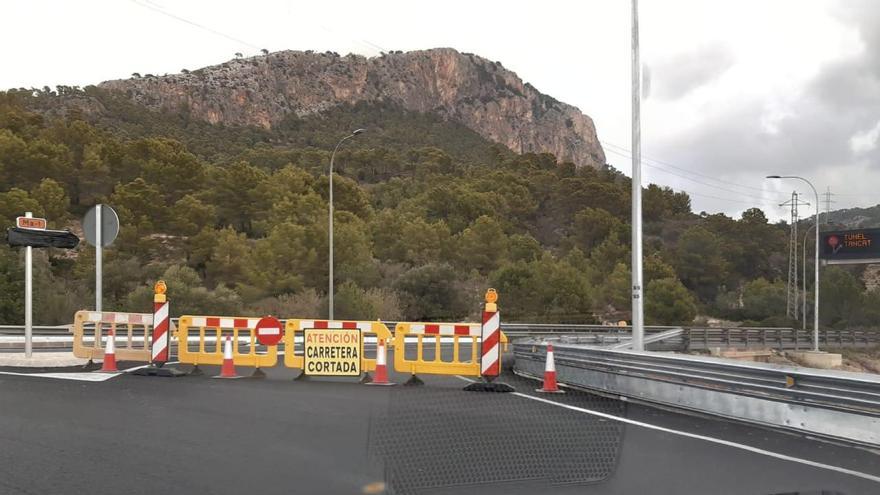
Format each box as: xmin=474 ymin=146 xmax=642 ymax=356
xmin=630 ymin=0 xmax=645 ymax=351
xmin=328 ymin=128 xmax=365 ymax=321
xmin=767 ymin=175 xmax=820 ymax=351
xmin=803 ymin=223 xmax=816 ymax=331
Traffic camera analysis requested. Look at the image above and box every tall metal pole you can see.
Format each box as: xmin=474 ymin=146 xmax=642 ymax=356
xmin=327 ymin=129 xmax=364 ymax=320
xmin=630 ymin=0 xmax=645 ymax=351
xmin=96 ymin=204 xmax=102 ymax=312
xmin=767 ymin=175 xmax=820 ymax=351
xmin=803 ymin=223 xmax=816 ymax=331
xmin=811 ymin=185 xmax=820 ymax=351
xmin=329 ymin=149 xmax=336 ymax=321
xmin=24 ymin=211 xmax=33 ymax=358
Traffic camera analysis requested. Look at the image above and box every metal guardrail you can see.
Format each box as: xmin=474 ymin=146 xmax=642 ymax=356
xmin=514 ymin=339 xmax=880 ymax=447
xmin=501 ymin=324 xmax=880 ymax=350
xmin=0 ymin=325 xmax=72 ymax=335
xmin=2 ymin=321 xmax=878 ymax=350
xmin=681 ymin=327 xmax=880 ymax=350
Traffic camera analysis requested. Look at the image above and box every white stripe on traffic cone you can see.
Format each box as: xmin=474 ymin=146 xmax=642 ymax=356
xmin=214 ymin=335 xmax=241 ymax=379
xmin=99 ymin=328 xmax=119 ymax=373
xmin=536 ymin=344 xmax=564 ymax=393
xmin=366 ymin=338 xmax=394 ymax=386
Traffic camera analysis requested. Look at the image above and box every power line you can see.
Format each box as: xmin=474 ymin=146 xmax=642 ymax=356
xmin=602 ymin=140 xmax=771 ymax=193
xmin=130 ymin=0 xmax=392 ymax=59
xmin=603 ymin=147 xmax=785 ymax=204
xmin=129 ymin=0 xmax=263 ymax=50
xmin=680 ymin=189 xmax=782 ymax=206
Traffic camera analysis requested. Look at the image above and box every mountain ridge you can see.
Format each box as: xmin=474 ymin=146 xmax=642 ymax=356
xmin=98 ymin=48 xmax=605 ymax=168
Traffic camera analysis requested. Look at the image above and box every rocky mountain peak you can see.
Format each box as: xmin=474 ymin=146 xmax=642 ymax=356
xmin=100 ymin=48 xmax=605 ymax=168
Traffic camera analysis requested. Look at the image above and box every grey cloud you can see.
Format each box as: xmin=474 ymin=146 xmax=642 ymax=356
xmin=648 ymin=43 xmax=735 ymax=100
xmin=648 ymin=3 xmax=880 ymax=216
xmin=833 ymin=0 xmax=880 ymax=67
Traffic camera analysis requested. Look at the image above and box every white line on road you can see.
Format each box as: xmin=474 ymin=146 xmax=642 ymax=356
xmin=454 ymin=375 xmax=880 ymax=484
xmin=0 ymin=362 xmax=180 ymax=383
xmin=0 ymin=370 xmax=118 ymax=382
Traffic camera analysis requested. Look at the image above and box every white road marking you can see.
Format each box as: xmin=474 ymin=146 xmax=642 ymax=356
xmin=0 ymin=361 xmax=180 ymax=383
xmin=454 ymin=375 xmax=880 ymax=484
xmin=0 ymin=371 xmax=118 ymax=382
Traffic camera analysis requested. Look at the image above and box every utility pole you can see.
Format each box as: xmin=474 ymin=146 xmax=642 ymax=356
xmin=824 ymin=186 xmax=835 ymax=221
xmin=630 ymin=0 xmax=645 ymax=351
xmin=779 ymin=192 xmax=810 ymax=320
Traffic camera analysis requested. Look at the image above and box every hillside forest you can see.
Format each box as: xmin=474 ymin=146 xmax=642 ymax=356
xmin=1 ymin=87 xmax=878 ymax=329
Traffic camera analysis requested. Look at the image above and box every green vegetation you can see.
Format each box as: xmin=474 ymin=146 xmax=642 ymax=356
xmin=0 ymin=87 xmax=876 ymax=329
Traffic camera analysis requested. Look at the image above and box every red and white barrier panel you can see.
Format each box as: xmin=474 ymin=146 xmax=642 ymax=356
xmin=189 ymin=317 xmax=262 ymax=329
xmin=298 ymin=320 xmax=373 ymax=331
xmin=83 ymin=312 xmax=153 ymax=325
xmin=408 ymin=323 xmax=481 ymax=337
xmin=463 ymin=288 xmax=514 ymax=392
xmin=151 ymin=281 xmax=170 ymax=365
xmin=480 ymin=310 xmax=501 ymax=378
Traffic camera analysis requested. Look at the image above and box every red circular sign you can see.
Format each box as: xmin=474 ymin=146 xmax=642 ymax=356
xmin=827 ymin=235 xmax=839 ymax=248
xmin=255 ymin=316 xmax=283 ymax=346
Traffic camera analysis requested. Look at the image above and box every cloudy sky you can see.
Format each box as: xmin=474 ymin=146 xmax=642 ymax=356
xmin=4 ymin=0 xmax=878 ymax=220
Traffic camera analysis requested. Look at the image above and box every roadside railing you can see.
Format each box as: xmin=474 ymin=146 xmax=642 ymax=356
xmin=513 ymin=338 xmax=880 ymax=447
xmin=1 ymin=321 xmax=878 ymax=352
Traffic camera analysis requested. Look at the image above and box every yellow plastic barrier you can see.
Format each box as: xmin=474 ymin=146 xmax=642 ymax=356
xmin=283 ymin=319 xmax=392 ymax=372
xmin=393 ymin=322 xmax=509 ymax=377
xmin=177 ymin=315 xmax=278 ymax=368
xmin=72 ymin=310 xmax=155 ymax=362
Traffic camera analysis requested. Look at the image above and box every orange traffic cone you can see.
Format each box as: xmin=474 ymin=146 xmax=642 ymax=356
xmin=366 ymin=338 xmax=395 ymax=386
xmin=100 ymin=328 xmax=119 ymax=372
xmin=536 ymin=344 xmax=564 ymax=393
xmin=214 ymin=335 xmax=241 ymax=379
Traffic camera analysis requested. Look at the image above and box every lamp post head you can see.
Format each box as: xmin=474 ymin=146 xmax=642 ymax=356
xmin=352 ymin=128 xmax=366 ymax=136
xmin=766 ymin=175 xmax=782 ymax=179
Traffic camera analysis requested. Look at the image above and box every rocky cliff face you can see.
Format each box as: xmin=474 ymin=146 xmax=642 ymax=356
xmin=99 ymin=48 xmax=605 ymax=168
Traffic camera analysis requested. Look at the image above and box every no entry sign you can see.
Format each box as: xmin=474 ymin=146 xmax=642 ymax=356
xmin=255 ymin=316 xmax=283 ymax=346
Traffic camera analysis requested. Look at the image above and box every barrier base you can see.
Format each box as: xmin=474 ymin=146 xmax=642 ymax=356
xmin=82 ymin=359 xmax=100 ymax=372
xmin=365 ymin=380 xmax=396 ymax=386
xmin=250 ymin=368 xmax=267 ymax=379
xmin=293 ymin=370 xmax=310 ymax=381
xmin=359 ymin=372 xmax=372 ymax=384
xmin=535 ymin=388 xmax=565 ymax=394
xmin=189 ymin=365 xmax=204 ymax=376
xmin=464 ymin=381 xmax=515 ymax=393
xmin=131 ymin=365 xmax=186 ymax=378
xmin=403 ymin=374 xmax=424 ymax=387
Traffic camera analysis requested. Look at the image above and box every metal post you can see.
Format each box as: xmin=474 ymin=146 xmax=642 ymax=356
xmin=96 ymin=204 xmax=102 ymax=312
xmin=630 ymin=0 xmax=645 ymax=351
xmin=327 ymin=129 xmax=364 ymax=320
xmin=328 ymin=152 xmax=335 ymax=321
xmin=812 ymin=187 xmax=820 ymax=351
xmin=24 ymin=211 xmax=33 ymax=358
xmin=802 ymin=223 xmax=816 ymax=331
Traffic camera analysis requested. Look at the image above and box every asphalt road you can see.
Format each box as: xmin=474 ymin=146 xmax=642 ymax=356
xmin=0 ymin=354 xmax=878 ymax=495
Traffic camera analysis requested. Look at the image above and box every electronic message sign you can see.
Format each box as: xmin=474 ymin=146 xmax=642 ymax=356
xmin=821 ymin=228 xmax=880 ymax=264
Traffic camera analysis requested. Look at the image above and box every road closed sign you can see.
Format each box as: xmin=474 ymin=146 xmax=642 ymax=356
xmin=303 ymin=328 xmax=362 ymax=376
